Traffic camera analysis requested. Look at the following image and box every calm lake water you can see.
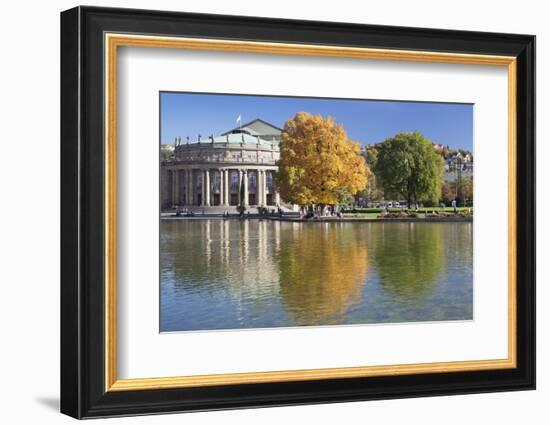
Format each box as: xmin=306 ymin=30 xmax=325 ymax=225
xmin=160 ymin=220 xmax=473 ymax=332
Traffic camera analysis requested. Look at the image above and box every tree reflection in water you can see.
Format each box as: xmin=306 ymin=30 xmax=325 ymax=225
xmin=370 ymin=223 xmax=445 ymax=303
xmin=277 ymin=223 xmax=369 ymax=326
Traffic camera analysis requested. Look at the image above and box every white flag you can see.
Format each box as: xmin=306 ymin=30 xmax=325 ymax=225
xmin=236 ymin=114 xmax=242 ymax=123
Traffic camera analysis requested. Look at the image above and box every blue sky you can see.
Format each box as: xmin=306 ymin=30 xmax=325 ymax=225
xmin=160 ymin=92 xmax=473 ymax=151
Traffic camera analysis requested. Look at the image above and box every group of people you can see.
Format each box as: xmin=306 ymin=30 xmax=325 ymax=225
xmin=298 ymin=205 xmax=343 ymax=220
xmin=232 ymin=205 xmax=284 ymax=218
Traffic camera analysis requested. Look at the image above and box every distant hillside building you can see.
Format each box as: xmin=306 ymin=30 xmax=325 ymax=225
xmin=161 ymin=119 xmax=283 ymax=210
xmin=444 ymin=151 xmax=474 ymax=181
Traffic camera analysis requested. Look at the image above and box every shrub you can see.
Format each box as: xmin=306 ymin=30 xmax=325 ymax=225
xmin=236 ymin=205 xmax=246 ymax=216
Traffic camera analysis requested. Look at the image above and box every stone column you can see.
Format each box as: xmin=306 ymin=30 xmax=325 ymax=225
xmin=168 ymin=170 xmax=173 ymax=206
xmin=171 ymin=170 xmax=177 ymax=206
xmin=200 ymin=171 xmax=205 ymax=206
xmin=190 ymin=169 xmax=194 ymax=206
xmin=183 ymin=168 xmax=190 ymax=205
xmin=181 ymin=170 xmax=185 ymax=206
xmin=256 ymin=170 xmax=261 ymax=206
xmin=221 ymin=169 xmax=226 ymax=206
xmin=205 ymin=169 xmax=210 ymax=206
xmin=177 ymin=170 xmax=182 ymax=205
xmin=185 ymin=169 xmax=190 ymax=206
xmin=174 ymin=170 xmax=178 ymax=205
xmin=238 ymin=170 xmax=243 ymax=205
xmin=218 ymin=169 xmax=223 ymax=205
xmin=220 ymin=170 xmax=224 ymax=205
xmin=263 ymin=170 xmax=267 ymax=206
xmin=183 ymin=168 xmax=191 ymax=206
xmin=259 ymin=170 xmax=265 ymax=206
xmin=176 ymin=170 xmax=181 ymax=205
xmin=185 ymin=169 xmax=189 ymax=206
xmin=223 ymin=169 xmax=229 ymax=206
xmin=178 ymin=170 xmax=184 ymax=205
xmin=262 ymin=170 xmax=267 ymax=206
xmin=243 ymin=169 xmax=249 ymax=207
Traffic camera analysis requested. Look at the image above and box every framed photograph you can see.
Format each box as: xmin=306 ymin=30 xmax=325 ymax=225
xmin=60 ymin=6 xmax=535 ymax=419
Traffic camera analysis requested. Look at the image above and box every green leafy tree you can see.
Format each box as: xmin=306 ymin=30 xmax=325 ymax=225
xmin=463 ymin=177 xmax=473 ymax=204
xmin=359 ymin=146 xmax=384 ymax=203
xmin=441 ymin=177 xmax=474 ymax=206
xmin=334 ymin=187 xmax=354 ymax=208
xmin=374 ymin=132 xmax=444 ymax=207
xmin=363 ymin=145 xmax=379 ymax=167
xmin=441 ymin=180 xmax=456 ymax=205
xmin=160 ymin=145 xmax=175 ymax=160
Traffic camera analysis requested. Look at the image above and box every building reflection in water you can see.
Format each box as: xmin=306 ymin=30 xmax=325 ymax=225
xmin=164 ymin=219 xmax=281 ymax=304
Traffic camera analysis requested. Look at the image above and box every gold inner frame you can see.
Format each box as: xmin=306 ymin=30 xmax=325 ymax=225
xmin=104 ymin=33 xmax=517 ymax=392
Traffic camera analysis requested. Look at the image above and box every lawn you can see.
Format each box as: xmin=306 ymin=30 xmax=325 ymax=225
xmin=343 ymin=206 xmax=472 ymax=219
xmin=346 ymin=207 xmax=471 ymax=214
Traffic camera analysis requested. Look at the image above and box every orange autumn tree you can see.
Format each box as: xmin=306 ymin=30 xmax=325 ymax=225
xmin=276 ymin=112 xmax=369 ymax=208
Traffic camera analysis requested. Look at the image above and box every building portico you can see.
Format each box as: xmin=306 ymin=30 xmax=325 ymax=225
xmin=161 ymin=119 xmax=284 ymax=211
xmin=162 ymin=166 xmax=280 ymax=209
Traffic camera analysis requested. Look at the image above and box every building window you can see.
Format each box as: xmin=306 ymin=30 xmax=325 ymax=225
xmin=212 ymin=170 xmax=221 ymax=193
xmin=195 ymin=172 xmax=202 ymax=192
xmin=266 ymin=171 xmax=274 ymax=193
xmin=230 ymin=171 xmax=239 ymax=193
xmin=248 ymin=171 xmax=257 ymax=193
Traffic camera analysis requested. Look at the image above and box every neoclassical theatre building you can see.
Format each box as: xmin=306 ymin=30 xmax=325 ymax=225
xmin=161 ymin=119 xmax=284 ymax=211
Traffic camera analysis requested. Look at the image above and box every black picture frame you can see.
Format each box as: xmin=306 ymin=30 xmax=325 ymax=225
xmin=61 ymin=5 xmax=535 ymax=419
